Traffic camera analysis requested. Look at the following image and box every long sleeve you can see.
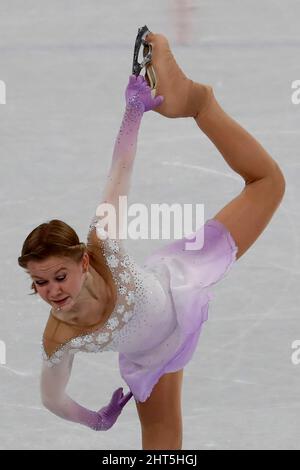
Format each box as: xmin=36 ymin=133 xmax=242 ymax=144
xmin=40 ymin=350 xmax=105 ymax=430
xmin=95 ymin=99 xmax=144 ymax=240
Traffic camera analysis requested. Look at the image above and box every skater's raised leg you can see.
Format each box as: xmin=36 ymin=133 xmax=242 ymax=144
xmin=146 ymin=31 xmax=285 ymax=261
xmin=145 ymin=32 xmax=213 ymax=119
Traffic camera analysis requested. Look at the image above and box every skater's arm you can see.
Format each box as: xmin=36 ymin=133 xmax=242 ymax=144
xmin=194 ymin=90 xmax=285 ymax=260
xmin=40 ymin=351 xmax=103 ymax=430
xmin=94 ymin=75 xmax=163 ymax=240
xmin=40 ymin=351 xmax=132 ymax=431
xmin=99 ymin=98 xmax=144 ymax=239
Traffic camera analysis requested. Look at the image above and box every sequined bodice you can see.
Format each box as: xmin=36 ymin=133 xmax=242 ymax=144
xmin=42 ymin=216 xmax=173 ymax=367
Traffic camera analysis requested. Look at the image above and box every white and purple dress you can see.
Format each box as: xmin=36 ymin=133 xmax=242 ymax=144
xmin=40 ymin=78 xmax=238 ymax=430
xmin=42 ymin=215 xmax=237 ymax=404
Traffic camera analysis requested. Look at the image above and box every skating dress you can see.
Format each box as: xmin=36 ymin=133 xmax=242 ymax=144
xmin=40 ymin=92 xmax=238 ymax=421
xmin=42 ymin=215 xmax=237 ymax=403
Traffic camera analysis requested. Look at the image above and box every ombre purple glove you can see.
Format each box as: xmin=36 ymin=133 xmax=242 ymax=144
xmin=92 ymin=387 xmax=133 ymax=431
xmin=125 ymin=74 xmax=164 ymax=112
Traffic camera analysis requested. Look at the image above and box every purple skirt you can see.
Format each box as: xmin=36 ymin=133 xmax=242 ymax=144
xmin=118 ymin=218 xmax=238 ymax=403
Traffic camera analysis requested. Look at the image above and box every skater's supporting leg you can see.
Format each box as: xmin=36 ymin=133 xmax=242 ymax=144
xmin=135 ymin=369 xmax=184 ymax=450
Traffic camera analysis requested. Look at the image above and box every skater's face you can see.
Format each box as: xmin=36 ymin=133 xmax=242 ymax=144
xmin=27 ymin=253 xmax=89 ymax=311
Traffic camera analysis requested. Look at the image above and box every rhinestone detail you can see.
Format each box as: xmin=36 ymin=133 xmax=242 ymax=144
xmin=42 ymin=214 xmax=148 ymax=366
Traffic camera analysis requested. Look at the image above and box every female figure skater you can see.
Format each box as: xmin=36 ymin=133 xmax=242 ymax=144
xmin=18 ymin=28 xmax=285 ymax=450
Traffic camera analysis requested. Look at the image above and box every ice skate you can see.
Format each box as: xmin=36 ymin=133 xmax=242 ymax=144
xmin=132 ymin=25 xmax=157 ymax=98
xmin=134 ymin=27 xmax=213 ymax=119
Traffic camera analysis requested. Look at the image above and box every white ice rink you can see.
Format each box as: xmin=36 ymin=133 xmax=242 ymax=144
xmin=0 ymin=0 xmax=300 ymax=450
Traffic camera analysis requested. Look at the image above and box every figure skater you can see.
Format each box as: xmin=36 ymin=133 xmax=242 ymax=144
xmin=18 ymin=27 xmax=285 ymax=450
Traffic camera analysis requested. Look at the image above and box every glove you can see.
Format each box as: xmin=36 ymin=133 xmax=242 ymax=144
xmin=93 ymin=387 xmax=133 ymax=431
xmin=125 ymin=74 xmax=164 ymax=112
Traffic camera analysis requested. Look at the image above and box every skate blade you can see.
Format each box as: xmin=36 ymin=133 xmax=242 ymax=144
xmin=143 ymin=42 xmax=157 ymax=97
xmin=145 ymin=64 xmax=157 ymax=98
xmin=132 ymin=25 xmax=157 ymax=97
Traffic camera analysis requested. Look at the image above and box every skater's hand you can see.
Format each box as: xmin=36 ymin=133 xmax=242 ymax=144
xmin=94 ymin=387 xmax=133 ymax=431
xmin=125 ymin=74 xmax=164 ymax=112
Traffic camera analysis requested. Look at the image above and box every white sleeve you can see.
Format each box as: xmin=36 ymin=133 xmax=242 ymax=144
xmin=40 ymin=350 xmax=101 ymax=429
xmin=94 ymin=100 xmax=144 ymax=240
